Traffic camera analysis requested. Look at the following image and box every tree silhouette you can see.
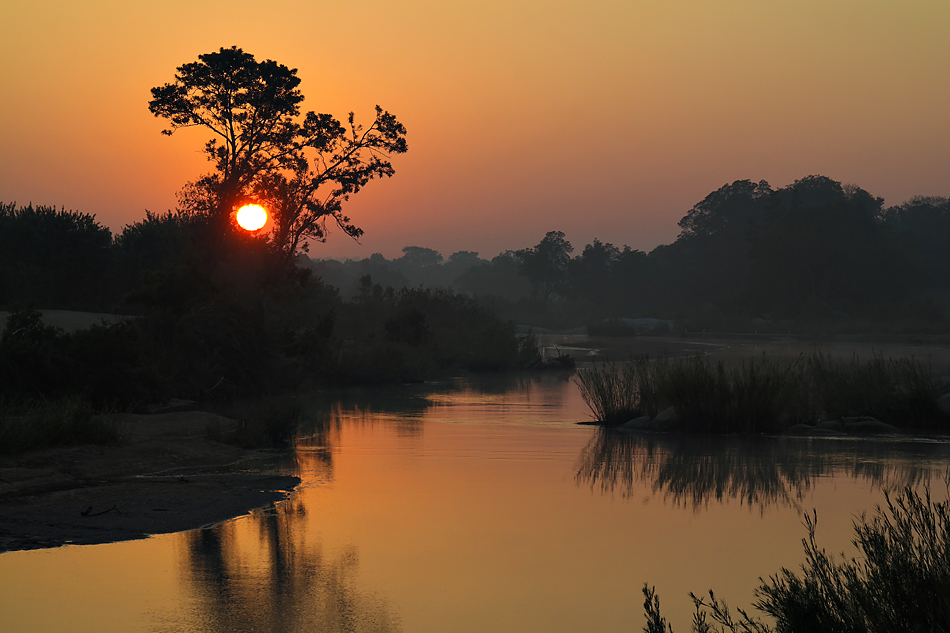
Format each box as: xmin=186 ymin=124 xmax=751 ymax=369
xmin=516 ymin=231 xmax=573 ymax=305
xmin=149 ymin=46 xmax=407 ymax=261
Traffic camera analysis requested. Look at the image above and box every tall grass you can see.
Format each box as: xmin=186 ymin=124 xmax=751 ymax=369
xmin=655 ymin=355 xmax=810 ymax=434
xmin=574 ymin=357 xmax=661 ymax=426
xmin=808 ymin=351 xmax=946 ymax=427
xmin=575 ymin=352 xmax=948 ymax=433
xmin=643 ymin=485 xmax=950 ymax=632
xmin=0 ymin=398 xmax=122 ymax=453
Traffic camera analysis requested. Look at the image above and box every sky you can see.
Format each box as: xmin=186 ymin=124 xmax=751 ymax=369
xmin=2 ymin=0 xmax=949 ymax=261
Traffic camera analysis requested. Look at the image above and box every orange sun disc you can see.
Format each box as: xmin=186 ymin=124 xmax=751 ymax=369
xmin=236 ymin=204 xmax=267 ymax=231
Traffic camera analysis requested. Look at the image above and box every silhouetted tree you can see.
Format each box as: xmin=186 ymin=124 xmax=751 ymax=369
xmin=677 ymin=179 xmax=772 ymax=239
xmin=882 ymin=196 xmax=950 ymax=296
xmin=566 ymin=238 xmax=620 ymax=313
xmin=397 ymin=246 xmax=443 ymax=268
xmin=516 ymin=231 xmax=573 ymax=305
xmin=747 ymin=177 xmax=911 ymax=317
xmin=455 ymin=251 xmax=532 ymax=303
xmin=149 ymin=46 xmax=407 ymax=264
xmin=655 ymin=179 xmax=774 ymax=315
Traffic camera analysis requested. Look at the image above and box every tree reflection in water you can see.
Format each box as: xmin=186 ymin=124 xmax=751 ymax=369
xmin=575 ymin=429 xmax=947 ymax=511
xmin=177 ymin=448 xmax=401 ymax=633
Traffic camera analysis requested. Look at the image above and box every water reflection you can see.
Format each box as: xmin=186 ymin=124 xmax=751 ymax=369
xmin=576 ymin=429 xmax=950 ymax=510
xmin=309 ymin=371 xmax=584 ymax=437
xmin=178 ymin=500 xmax=400 ymax=633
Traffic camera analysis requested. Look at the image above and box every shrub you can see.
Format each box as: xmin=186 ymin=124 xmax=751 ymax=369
xmin=643 ymin=486 xmax=950 ymax=633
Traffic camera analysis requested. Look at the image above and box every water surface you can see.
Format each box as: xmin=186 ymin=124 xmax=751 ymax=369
xmin=2 ymin=372 xmax=948 ymax=632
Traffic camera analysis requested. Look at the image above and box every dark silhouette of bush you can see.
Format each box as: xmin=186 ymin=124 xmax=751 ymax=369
xmin=643 ymin=487 xmax=950 ymax=632
xmin=0 ymin=203 xmax=113 ymax=310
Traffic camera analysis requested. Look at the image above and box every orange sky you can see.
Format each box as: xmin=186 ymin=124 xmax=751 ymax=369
xmin=2 ymin=0 xmax=949 ymax=260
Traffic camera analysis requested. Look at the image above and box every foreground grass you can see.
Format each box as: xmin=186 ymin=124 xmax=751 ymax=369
xmin=643 ymin=486 xmax=950 ymax=632
xmin=0 ymin=398 xmax=122 ymax=453
xmin=576 ymin=353 xmax=949 ymax=433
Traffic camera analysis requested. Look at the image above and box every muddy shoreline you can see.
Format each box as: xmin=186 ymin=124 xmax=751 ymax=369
xmin=0 ymin=411 xmax=300 ymax=553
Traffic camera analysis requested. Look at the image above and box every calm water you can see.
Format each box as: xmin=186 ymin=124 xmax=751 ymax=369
xmin=2 ymin=372 xmax=949 ymax=633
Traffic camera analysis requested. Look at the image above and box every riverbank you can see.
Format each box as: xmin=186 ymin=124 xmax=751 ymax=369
xmin=0 ymin=411 xmax=299 ymax=553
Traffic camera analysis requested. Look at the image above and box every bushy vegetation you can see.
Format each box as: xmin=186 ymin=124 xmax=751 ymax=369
xmin=0 ymin=199 xmax=521 ymax=421
xmin=576 ymin=353 xmax=949 ymax=433
xmin=0 ymin=398 xmax=122 ymax=454
xmin=643 ymin=486 xmax=950 ymax=633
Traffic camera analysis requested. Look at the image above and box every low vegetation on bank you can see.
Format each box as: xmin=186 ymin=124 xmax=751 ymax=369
xmin=576 ymin=353 xmax=950 ymax=433
xmin=0 ymin=398 xmax=121 ymax=454
xmin=643 ymin=486 xmax=950 ymax=632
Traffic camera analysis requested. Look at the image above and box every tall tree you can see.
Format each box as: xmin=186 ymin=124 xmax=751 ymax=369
xmin=149 ymin=46 xmax=407 ymax=262
xmin=516 ymin=231 xmax=573 ymax=305
xmin=747 ymin=177 xmax=909 ymax=316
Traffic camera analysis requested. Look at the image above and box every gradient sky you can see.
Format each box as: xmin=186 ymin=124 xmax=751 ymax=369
xmin=2 ymin=0 xmax=949 ymax=260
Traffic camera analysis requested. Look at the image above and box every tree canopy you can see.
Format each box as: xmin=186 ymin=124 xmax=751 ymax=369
xmin=149 ymin=46 xmax=407 ymax=261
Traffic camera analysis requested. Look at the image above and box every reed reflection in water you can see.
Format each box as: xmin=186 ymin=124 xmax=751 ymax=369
xmin=576 ymin=429 xmax=949 ymax=510
xmin=172 ymin=448 xmax=401 ymax=633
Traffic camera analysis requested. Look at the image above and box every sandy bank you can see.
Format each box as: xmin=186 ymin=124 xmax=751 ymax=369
xmin=0 ymin=411 xmax=300 ymax=553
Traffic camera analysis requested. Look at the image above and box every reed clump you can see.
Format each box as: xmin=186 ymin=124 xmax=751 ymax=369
xmin=574 ymin=356 xmax=661 ymax=426
xmin=575 ymin=352 xmax=948 ymax=433
xmin=654 ymin=355 xmax=810 ymax=434
xmin=808 ymin=351 xmax=946 ymax=428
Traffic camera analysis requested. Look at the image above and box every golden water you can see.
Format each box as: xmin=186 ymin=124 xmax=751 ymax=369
xmin=2 ymin=372 xmax=948 ymax=632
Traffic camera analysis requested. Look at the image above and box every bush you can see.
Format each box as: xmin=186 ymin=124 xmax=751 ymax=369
xmin=643 ymin=486 xmax=950 ymax=632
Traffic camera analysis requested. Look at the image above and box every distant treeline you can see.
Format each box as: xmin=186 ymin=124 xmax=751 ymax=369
xmin=2 ymin=172 xmax=949 ymax=342
xmin=306 ymin=175 xmax=950 ymax=331
xmin=0 ymin=204 xmax=521 ymax=407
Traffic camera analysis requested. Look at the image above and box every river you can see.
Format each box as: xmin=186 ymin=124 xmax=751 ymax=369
xmin=2 ymin=368 xmax=949 ymax=632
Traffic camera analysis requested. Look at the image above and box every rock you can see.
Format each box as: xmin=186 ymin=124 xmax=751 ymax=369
xmin=841 ymin=417 xmax=900 ymax=435
xmin=814 ymin=420 xmax=844 ymax=431
xmin=654 ymin=407 xmax=678 ymax=422
xmin=936 ymin=392 xmax=950 ymax=416
xmin=783 ymin=424 xmax=843 ymax=437
xmin=783 ymin=424 xmax=816 ymax=436
xmin=619 ymin=416 xmax=652 ymax=430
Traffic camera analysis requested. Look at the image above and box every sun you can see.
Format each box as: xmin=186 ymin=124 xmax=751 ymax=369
xmin=236 ymin=204 xmax=268 ymax=231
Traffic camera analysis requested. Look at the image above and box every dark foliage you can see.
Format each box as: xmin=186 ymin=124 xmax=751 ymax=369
xmin=643 ymin=487 xmax=950 ymax=633
xmin=0 ymin=203 xmax=113 ymax=310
